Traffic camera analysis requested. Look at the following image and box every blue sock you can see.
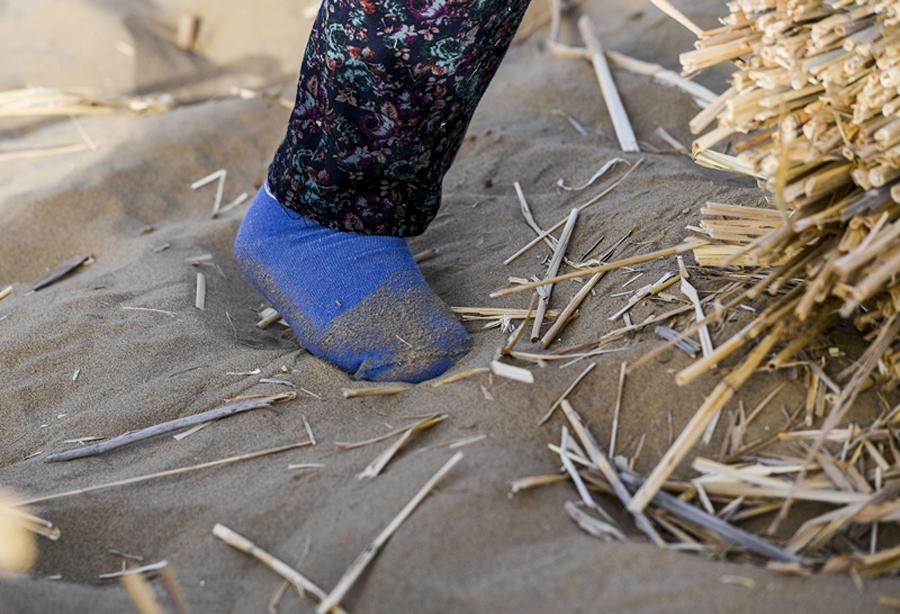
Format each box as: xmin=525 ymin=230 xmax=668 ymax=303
xmin=234 ymin=186 xmax=470 ymax=383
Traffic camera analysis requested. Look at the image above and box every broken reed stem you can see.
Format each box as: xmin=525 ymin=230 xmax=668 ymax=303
xmin=629 ymin=322 xmax=785 ymax=513
xmin=45 ymin=393 xmax=294 ymax=462
xmin=194 ymin=272 xmax=206 ymax=310
xmin=342 ymin=385 xmax=410 ymax=399
xmin=316 ymin=452 xmax=463 ymax=614
xmin=532 ymin=208 xmax=579 ymax=340
xmin=21 ymin=440 xmax=313 ymax=506
xmin=494 ymin=240 xmax=706 ymax=298
xmin=213 ymin=524 xmax=345 ymax=614
xmin=609 ymin=362 xmax=627 ymax=458
xmin=578 ymin=16 xmax=640 ymax=153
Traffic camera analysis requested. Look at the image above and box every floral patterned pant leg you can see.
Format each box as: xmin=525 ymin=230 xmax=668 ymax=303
xmin=267 ymin=0 xmax=531 ymax=236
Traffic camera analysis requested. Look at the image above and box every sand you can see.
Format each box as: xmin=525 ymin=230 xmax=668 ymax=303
xmin=0 ymin=0 xmax=896 ymax=612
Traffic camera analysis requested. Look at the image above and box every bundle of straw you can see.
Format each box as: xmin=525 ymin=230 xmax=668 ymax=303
xmin=627 ymin=0 xmax=900 ymax=536
xmin=682 ymin=0 xmax=900 ymax=382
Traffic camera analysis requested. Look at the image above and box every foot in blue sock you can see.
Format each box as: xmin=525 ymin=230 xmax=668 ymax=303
xmin=234 ymin=186 xmax=470 ymax=383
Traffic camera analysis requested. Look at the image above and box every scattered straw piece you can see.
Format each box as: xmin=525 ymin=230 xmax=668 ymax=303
xmin=302 ymin=415 xmax=317 ymax=446
xmin=578 ymin=16 xmax=639 ymax=152
xmin=358 ymin=414 xmax=446 ymax=480
xmin=195 ymin=272 xmax=206 ymax=310
xmin=557 ymin=158 xmax=627 ymax=192
xmin=191 ymin=169 xmax=226 ymax=217
xmin=342 ymin=385 xmax=410 ymax=399
xmin=609 ymin=362 xmax=627 ymax=458
xmin=213 ymin=524 xmax=344 ymax=613
xmin=431 ymin=367 xmax=489 ymax=388
xmin=99 ymin=560 xmax=168 ymax=580
xmin=490 ymin=360 xmax=534 ymax=384
xmin=22 ymin=440 xmax=312 ymax=506
xmin=316 ymin=452 xmax=463 ymax=614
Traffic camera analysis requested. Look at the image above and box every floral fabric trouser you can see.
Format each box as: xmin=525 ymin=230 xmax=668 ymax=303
xmin=267 ymin=0 xmax=531 ymax=236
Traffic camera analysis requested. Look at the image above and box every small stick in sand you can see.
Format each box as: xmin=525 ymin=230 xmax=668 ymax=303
xmin=216 ymin=192 xmax=249 ymax=218
xmin=191 ymin=170 xmax=226 ymax=217
xmin=33 ymin=255 xmax=92 ymax=290
xmin=22 ymin=440 xmax=312 ymax=506
xmin=532 ymin=208 xmax=579 ymax=341
xmin=302 ymin=415 xmax=317 ymax=446
xmin=413 ymin=247 xmax=439 ymax=263
xmin=213 ymin=524 xmax=345 ymax=614
xmin=45 ymin=393 xmax=295 ymax=462
xmin=430 ymin=367 xmax=489 ymax=388
xmin=578 ymin=16 xmax=639 ymax=153
xmin=609 ymin=362 xmax=627 ymax=458
xmin=101 ymin=560 xmax=168 ymax=580
xmin=342 ymin=385 xmax=410 ymax=399
xmin=316 ymin=452 xmax=463 ymax=614
xmin=538 ymin=362 xmax=596 ymax=425
xmin=490 ymin=360 xmax=534 ymax=384
xmin=195 ymin=273 xmax=206 ymax=310
xmin=121 ymin=570 xmax=165 ymax=614
xmin=509 ymin=473 xmax=569 ymax=495
xmin=358 ymin=414 xmax=446 ymax=479
xmin=335 ymin=415 xmax=443 ymax=450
